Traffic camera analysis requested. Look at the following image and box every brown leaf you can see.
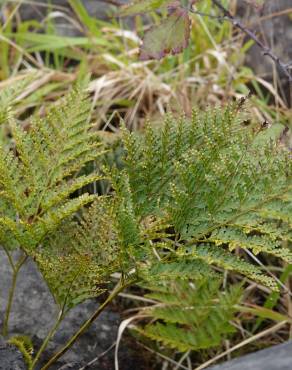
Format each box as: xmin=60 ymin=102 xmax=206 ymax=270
xmin=140 ymin=8 xmax=192 ymax=60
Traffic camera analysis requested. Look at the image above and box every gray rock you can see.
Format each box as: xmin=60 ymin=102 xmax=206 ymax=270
xmin=0 ymin=251 xmax=120 ymax=369
xmin=0 ymin=340 xmax=26 ymax=370
xmin=13 ymin=0 xmax=131 ymax=37
xmin=17 ymin=0 xmax=129 ymax=22
xmin=208 ymin=341 xmax=292 ymax=370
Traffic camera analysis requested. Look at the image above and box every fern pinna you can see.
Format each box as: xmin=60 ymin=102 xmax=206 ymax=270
xmin=0 ymin=75 xmax=33 ymax=125
xmin=37 ymin=198 xmax=122 ymax=312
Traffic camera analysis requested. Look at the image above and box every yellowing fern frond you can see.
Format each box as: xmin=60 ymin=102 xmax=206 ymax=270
xmin=0 ymin=86 xmax=104 ymax=251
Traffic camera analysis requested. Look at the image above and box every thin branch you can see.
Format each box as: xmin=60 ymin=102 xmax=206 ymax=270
xmin=187 ymin=8 xmax=226 ymax=20
xmin=99 ymin=0 xmax=123 ymax=6
xmin=210 ymin=0 xmax=292 ymax=83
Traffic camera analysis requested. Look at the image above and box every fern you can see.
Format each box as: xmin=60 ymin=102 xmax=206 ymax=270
xmin=137 ymin=277 xmax=242 ymax=352
xmin=0 ymin=85 xmax=106 ymax=337
xmin=36 ymin=198 xmax=122 ymax=311
xmin=0 ymin=75 xmax=33 ymax=125
xmin=140 ymin=259 xmax=218 ymax=281
xmin=179 ymin=244 xmax=278 ymax=288
xmin=116 ymin=103 xmax=291 ymax=290
xmin=1 ymin=92 xmax=291 ymax=367
xmin=0 ymin=85 xmax=104 ymax=252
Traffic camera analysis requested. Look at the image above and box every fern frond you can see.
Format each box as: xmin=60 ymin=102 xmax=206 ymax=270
xmin=138 ymin=278 xmax=241 ymax=352
xmin=41 ymin=174 xmax=104 ymax=213
xmin=118 ymin=104 xmax=291 ymax=290
xmin=210 ymin=227 xmax=292 ymax=262
xmin=0 ymin=86 xmax=103 ymax=251
xmin=35 ymin=251 xmax=107 ymax=311
xmin=226 ymin=213 xmax=292 ymax=242
xmin=111 ymin=170 xmax=142 ymax=252
xmin=259 ymin=199 xmax=292 ymax=227
xmin=120 ymin=112 xmax=204 ymax=217
xmin=30 ymin=194 xmax=96 ymax=246
xmin=36 ymin=198 xmax=121 ymax=311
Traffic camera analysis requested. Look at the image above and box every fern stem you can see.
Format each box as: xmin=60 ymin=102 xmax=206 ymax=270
xmin=40 ymin=279 xmax=132 ymax=370
xmin=2 ymin=246 xmax=16 ymax=271
xmin=30 ymin=310 xmax=64 ymax=370
xmin=2 ymin=253 xmax=28 ymax=337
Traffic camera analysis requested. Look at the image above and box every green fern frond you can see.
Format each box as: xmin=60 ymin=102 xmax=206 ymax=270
xmin=111 ymin=170 xmax=142 ymax=253
xmin=117 ymin=104 xmax=291 ymax=290
xmin=226 ymin=214 xmax=292 ymax=242
xmin=41 ymin=174 xmax=104 ymax=213
xmin=138 ymin=278 xmax=241 ymax=352
xmin=120 ymin=111 xmax=206 ymax=217
xmin=210 ymin=227 xmax=292 ymax=261
xmin=259 ymin=199 xmax=292 ymax=226
xmin=35 ymin=251 xmax=107 ymax=311
xmin=0 ymin=86 xmax=103 ymax=251
xmin=30 ymin=194 xmax=97 ymax=246
xmin=36 ymin=198 xmax=121 ymax=311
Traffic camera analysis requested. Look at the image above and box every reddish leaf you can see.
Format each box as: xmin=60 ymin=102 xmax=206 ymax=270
xmin=139 ymin=0 xmax=196 ymax=60
xmin=140 ymin=10 xmax=190 ymax=60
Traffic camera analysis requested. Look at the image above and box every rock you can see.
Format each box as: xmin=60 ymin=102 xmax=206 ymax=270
xmin=12 ymin=0 xmax=131 ymax=37
xmin=55 ymin=363 xmax=80 ymax=370
xmin=0 ymin=251 xmax=120 ymax=369
xmin=17 ymin=0 xmax=129 ymax=22
xmin=0 ymin=339 xmax=26 ymax=370
xmin=208 ymin=341 xmax=292 ymax=370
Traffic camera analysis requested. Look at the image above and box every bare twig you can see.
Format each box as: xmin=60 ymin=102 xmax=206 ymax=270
xmin=210 ymin=0 xmax=292 ymax=83
xmin=99 ymin=0 xmax=123 ymax=6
